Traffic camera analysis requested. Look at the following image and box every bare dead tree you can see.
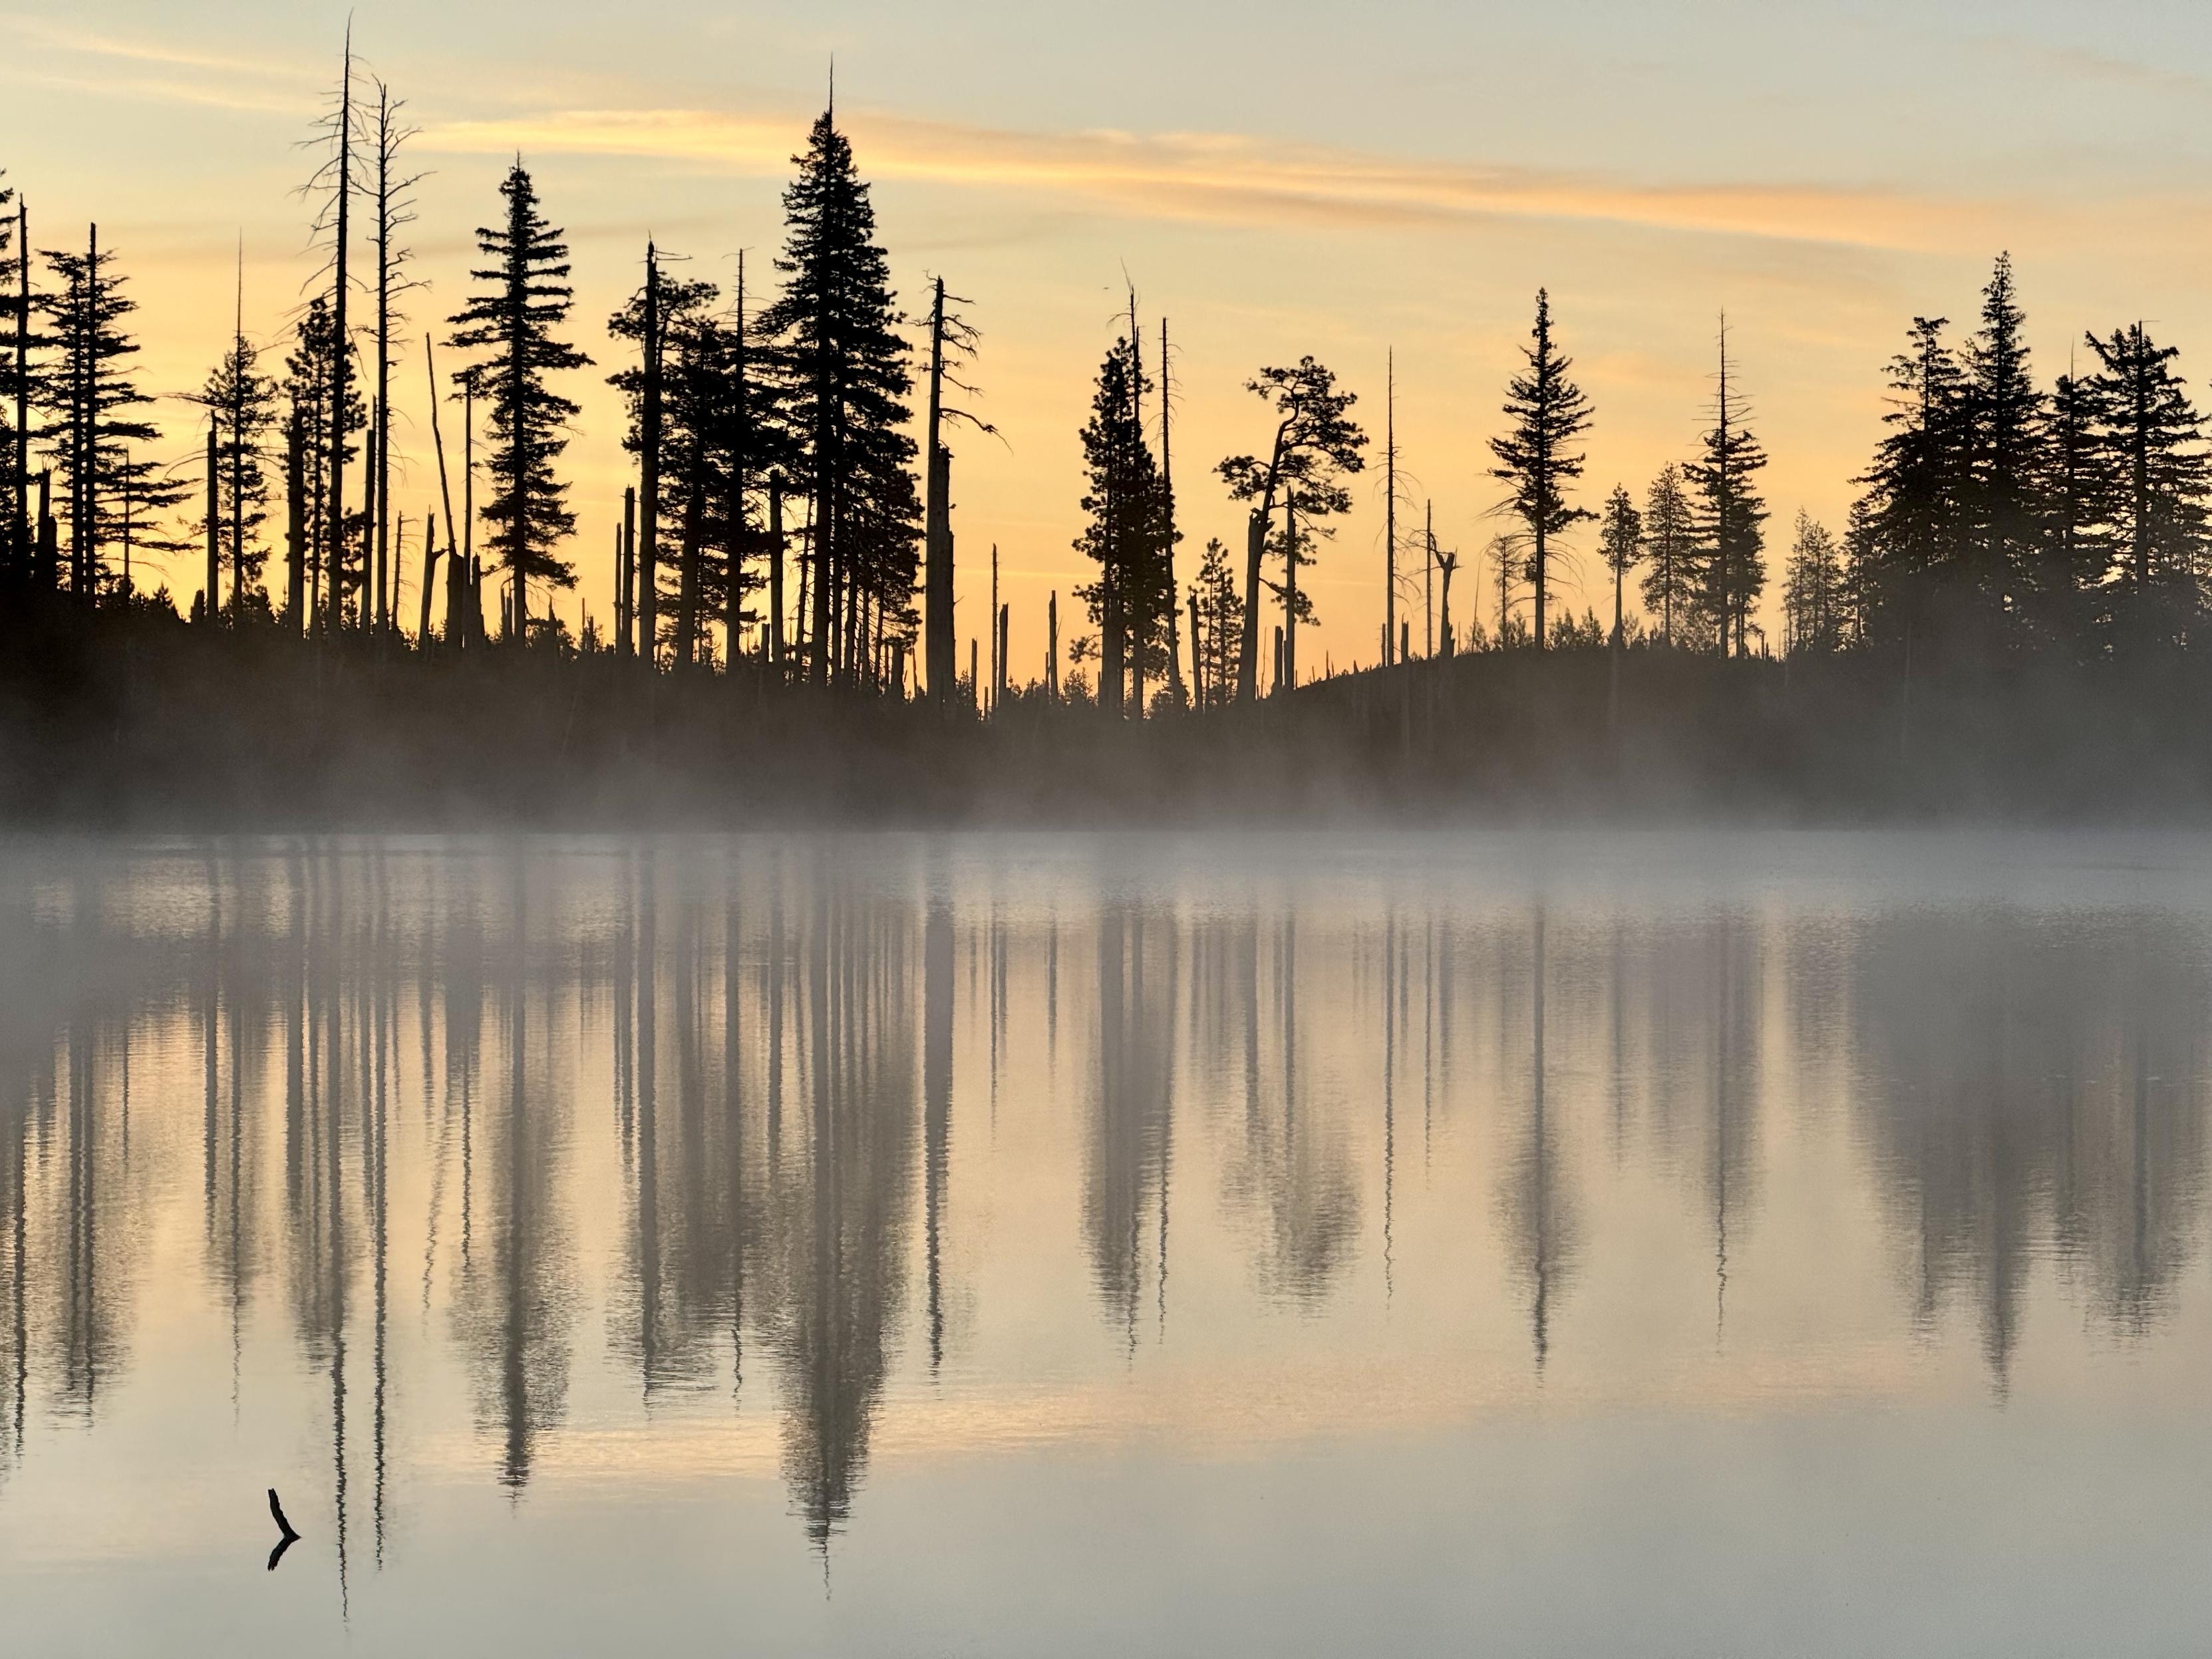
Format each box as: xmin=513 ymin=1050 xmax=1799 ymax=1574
xmin=295 ymin=25 xmax=361 ymax=635
xmin=923 ymin=275 xmax=991 ymax=706
xmin=369 ymin=76 xmax=425 ymax=635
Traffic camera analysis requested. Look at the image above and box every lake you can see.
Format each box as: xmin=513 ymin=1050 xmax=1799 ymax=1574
xmin=1 ymin=831 xmax=2209 ymax=1656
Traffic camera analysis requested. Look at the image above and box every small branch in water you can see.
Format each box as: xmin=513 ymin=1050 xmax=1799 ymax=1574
xmin=267 ymin=1487 xmax=302 ymax=1572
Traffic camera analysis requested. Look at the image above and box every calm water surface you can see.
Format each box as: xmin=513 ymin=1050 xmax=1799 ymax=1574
xmin=1 ymin=831 xmax=2210 ymax=1656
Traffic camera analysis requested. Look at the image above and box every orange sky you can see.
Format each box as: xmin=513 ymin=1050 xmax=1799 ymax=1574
xmin=11 ymin=4 xmax=2212 ymax=674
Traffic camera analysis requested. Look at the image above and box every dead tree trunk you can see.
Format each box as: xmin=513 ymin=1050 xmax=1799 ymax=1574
xmin=204 ymin=418 xmax=220 ymax=622
xmin=418 ymin=510 xmax=439 ymax=642
xmin=1162 ymin=316 xmax=1185 ymax=707
xmin=924 ymin=277 xmax=953 ymax=705
xmin=325 ymin=29 xmax=353 ymax=635
xmin=637 ymin=242 xmax=663 ymax=665
xmin=285 ymin=415 xmax=305 ymax=629
xmin=768 ymin=481 xmax=785 ymax=669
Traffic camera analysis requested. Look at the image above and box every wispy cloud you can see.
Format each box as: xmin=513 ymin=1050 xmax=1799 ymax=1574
xmin=1975 ymin=34 xmax=2212 ymax=100
xmin=2 ymin=14 xmax=319 ymax=86
xmin=416 ymin=104 xmax=2020 ymax=255
xmin=0 ymin=13 xmax=2092 ymax=258
xmin=0 ymin=13 xmax=321 ymax=116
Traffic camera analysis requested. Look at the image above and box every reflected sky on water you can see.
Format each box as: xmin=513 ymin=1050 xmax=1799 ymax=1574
xmin=3 ymin=832 xmax=2211 ymax=1656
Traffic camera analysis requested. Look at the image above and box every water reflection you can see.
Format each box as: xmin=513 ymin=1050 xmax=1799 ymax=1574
xmin=2 ymin=835 xmax=2212 ymax=1572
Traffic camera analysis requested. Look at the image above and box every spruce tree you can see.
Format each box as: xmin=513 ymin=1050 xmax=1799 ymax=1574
xmin=37 ymin=229 xmax=178 ymax=600
xmin=1857 ymin=316 xmax=1969 ymax=644
xmin=192 ymin=295 xmax=280 ymax=617
xmin=757 ymin=106 xmax=919 ymax=686
xmin=1638 ymin=463 xmax=1697 ymax=648
xmin=2084 ymin=321 xmax=2208 ymax=642
xmin=1073 ymin=336 xmax=1170 ymax=715
xmin=448 ymin=162 xmax=590 ymax=640
xmin=1965 ymin=252 xmax=2042 ymax=632
xmin=1599 ymin=484 xmax=1641 ymax=646
xmin=609 ymin=271 xmax=723 ymax=663
xmin=1190 ymin=535 xmax=1243 ymax=707
xmin=2037 ymin=364 xmax=2108 ymax=643
xmin=1488 ymin=289 xmax=1593 ymax=651
xmin=1840 ymin=496 xmax=1878 ymax=648
xmin=1782 ymin=510 xmax=1843 ymax=654
xmin=282 ymin=293 xmax=363 ymax=626
xmin=1682 ymin=320 xmax=1768 ymax=655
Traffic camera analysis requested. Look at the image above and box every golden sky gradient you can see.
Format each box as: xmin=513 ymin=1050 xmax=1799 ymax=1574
xmin=10 ymin=3 xmax=2212 ymax=670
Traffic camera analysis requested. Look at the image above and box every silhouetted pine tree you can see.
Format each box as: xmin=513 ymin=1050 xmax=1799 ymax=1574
xmin=2038 ymin=363 xmax=2109 ymax=644
xmin=36 ymin=228 xmax=180 ymax=599
xmin=757 ymin=104 xmax=919 ymax=686
xmin=1488 ymin=289 xmax=1593 ymax=652
xmin=2084 ymin=321 xmax=2209 ymax=645
xmin=1073 ymin=335 xmax=1170 ymax=715
xmin=1217 ymin=356 xmax=1364 ymax=697
xmin=1783 ymin=510 xmax=1843 ymax=654
xmin=191 ymin=302 xmax=280 ymax=617
xmin=1682 ymin=319 xmax=1767 ymax=655
xmin=606 ymin=262 xmax=788 ymax=670
xmin=610 ymin=270 xmax=720 ymax=663
xmin=1857 ymin=316 xmax=1969 ymax=645
xmin=1965 ymin=253 xmax=2042 ymax=637
xmin=1599 ymin=484 xmax=1640 ymax=645
xmin=1189 ymin=535 xmax=1242 ymax=706
xmin=1637 ymin=462 xmax=1697 ymax=647
xmin=1840 ymin=496 xmax=1878 ymax=647
xmin=717 ymin=256 xmax=783 ymax=671
xmin=282 ymin=293 xmax=363 ymax=627
xmin=448 ymin=162 xmax=590 ymax=640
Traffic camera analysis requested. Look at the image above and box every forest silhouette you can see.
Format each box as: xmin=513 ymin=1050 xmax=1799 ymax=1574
xmin=8 ymin=41 xmax=2212 ymax=825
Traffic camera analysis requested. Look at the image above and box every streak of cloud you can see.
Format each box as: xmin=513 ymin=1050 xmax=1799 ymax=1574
xmin=413 ymin=104 xmax=2036 ymax=255
xmin=1 ymin=14 xmax=319 ymax=88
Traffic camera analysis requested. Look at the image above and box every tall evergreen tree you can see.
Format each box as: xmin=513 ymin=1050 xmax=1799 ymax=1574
xmin=757 ymin=105 xmax=919 ymax=686
xmin=1072 ymin=335 xmax=1170 ymax=716
xmin=2038 ymin=363 xmax=2109 ymax=643
xmin=1964 ymin=252 xmax=2042 ymax=634
xmin=1840 ymin=496 xmax=1879 ymax=649
xmin=37 ymin=228 xmax=178 ymax=599
xmin=282 ymin=292 xmax=363 ymax=627
xmin=1598 ymin=484 xmax=1641 ymax=646
xmin=1189 ymin=535 xmax=1243 ymax=707
xmin=1857 ymin=315 xmax=1969 ymax=645
xmin=2084 ymin=321 xmax=2209 ymax=643
xmin=1488 ymin=289 xmax=1593 ymax=651
xmin=192 ymin=298 xmax=279 ymax=616
xmin=1638 ymin=462 xmax=1698 ymax=647
xmin=448 ymin=162 xmax=590 ymax=639
xmin=611 ymin=270 xmax=723 ymax=663
xmin=1782 ymin=510 xmax=1844 ymax=654
xmin=1682 ymin=319 xmax=1768 ymax=655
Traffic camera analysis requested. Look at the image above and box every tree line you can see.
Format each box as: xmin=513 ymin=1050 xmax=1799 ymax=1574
xmin=4 ymin=38 xmax=2211 ymax=720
